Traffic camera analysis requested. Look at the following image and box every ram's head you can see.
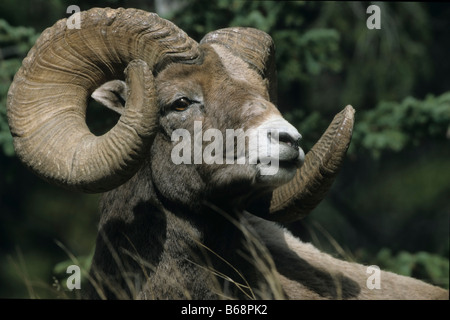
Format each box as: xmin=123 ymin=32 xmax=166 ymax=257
xmin=7 ymin=8 xmax=354 ymax=222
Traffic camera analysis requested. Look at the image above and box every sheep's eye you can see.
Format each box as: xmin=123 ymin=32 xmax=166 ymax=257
xmin=171 ymin=97 xmax=191 ymax=112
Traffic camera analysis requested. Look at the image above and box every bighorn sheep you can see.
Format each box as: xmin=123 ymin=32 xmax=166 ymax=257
xmin=7 ymin=8 xmax=448 ymax=300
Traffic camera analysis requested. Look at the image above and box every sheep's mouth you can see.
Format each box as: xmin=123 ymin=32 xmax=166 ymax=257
xmin=255 ymin=145 xmax=304 ymax=187
xmin=281 ymin=146 xmax=305 ymax=167
xmin=256 ymin=157 xmax=301 ymax=169
xmin=258 ymin=144 xmax=305 ymax=167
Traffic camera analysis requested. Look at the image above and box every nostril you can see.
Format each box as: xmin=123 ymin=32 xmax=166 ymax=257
xmin=278 ymin=131 xmax=301 ymax=149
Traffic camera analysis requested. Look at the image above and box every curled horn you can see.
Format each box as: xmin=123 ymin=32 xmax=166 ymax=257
xmin=7 ymin=8 xmax=200 ymax=193
xmin=201 ymin=27 xmax=355 ymax=222
xmin=268 ymin=105 xmax=355 ymax=222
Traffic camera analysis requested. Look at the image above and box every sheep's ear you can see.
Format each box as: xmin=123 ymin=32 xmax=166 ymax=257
xmin=91 ymin=80 xmax=127 ymax=115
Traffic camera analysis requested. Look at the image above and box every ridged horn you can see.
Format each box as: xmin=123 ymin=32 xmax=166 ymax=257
xmin=200 ymin=27 xmax=277 ymax=104
xmin=268 ymin=105 xmax=355 ymax=222
xmin=7 ymin=8 xmax=200 ymax=193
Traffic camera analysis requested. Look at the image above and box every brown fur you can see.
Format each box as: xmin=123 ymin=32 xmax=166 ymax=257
xmin=246 ymin=214 xmax=448 ymax=300
xmin=85 ymin=43 xmax=448 ymax=300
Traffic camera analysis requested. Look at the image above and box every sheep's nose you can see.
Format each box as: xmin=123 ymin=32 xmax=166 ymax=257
xmin=275 ymin=130 xmax=302 ymax=150
xmin=258 ymin=116 xmax=305 ymax=165
xmin=267 ymin=127 xmax=302 ymax=150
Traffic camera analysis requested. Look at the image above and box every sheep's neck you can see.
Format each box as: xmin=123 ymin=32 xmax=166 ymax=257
xmin=158 ymin=202 xmax=265 ymax=299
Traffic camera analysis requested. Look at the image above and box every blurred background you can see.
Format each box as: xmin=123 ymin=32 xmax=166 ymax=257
xmin=0 ymin=0 xmax=448 ymax=298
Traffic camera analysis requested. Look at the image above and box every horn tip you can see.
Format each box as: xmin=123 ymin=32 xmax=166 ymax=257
xmin=344 ymin=104 xmax=355 ymax=116
xmin=339 ymin=105 xmax=356 ymax=132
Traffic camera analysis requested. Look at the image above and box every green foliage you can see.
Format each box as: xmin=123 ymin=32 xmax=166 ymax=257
xmin=374 ymin=249 xmax=449 ymax=289
xmin=0 ymin=19 xmax=39 ymax=156
xmin=275 ymin=28 xmax=341 ymax=90
xmin=351 ymin=92 xmax=450 ymax=158
xmin=314 ymin=2 xmax=433 ymax=109
xmin=169 ymin=1 xmax=342 ymax=103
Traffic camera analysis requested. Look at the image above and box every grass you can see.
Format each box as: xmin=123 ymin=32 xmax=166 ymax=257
xmin=5 ymin=211 xmax=448 ymax=299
